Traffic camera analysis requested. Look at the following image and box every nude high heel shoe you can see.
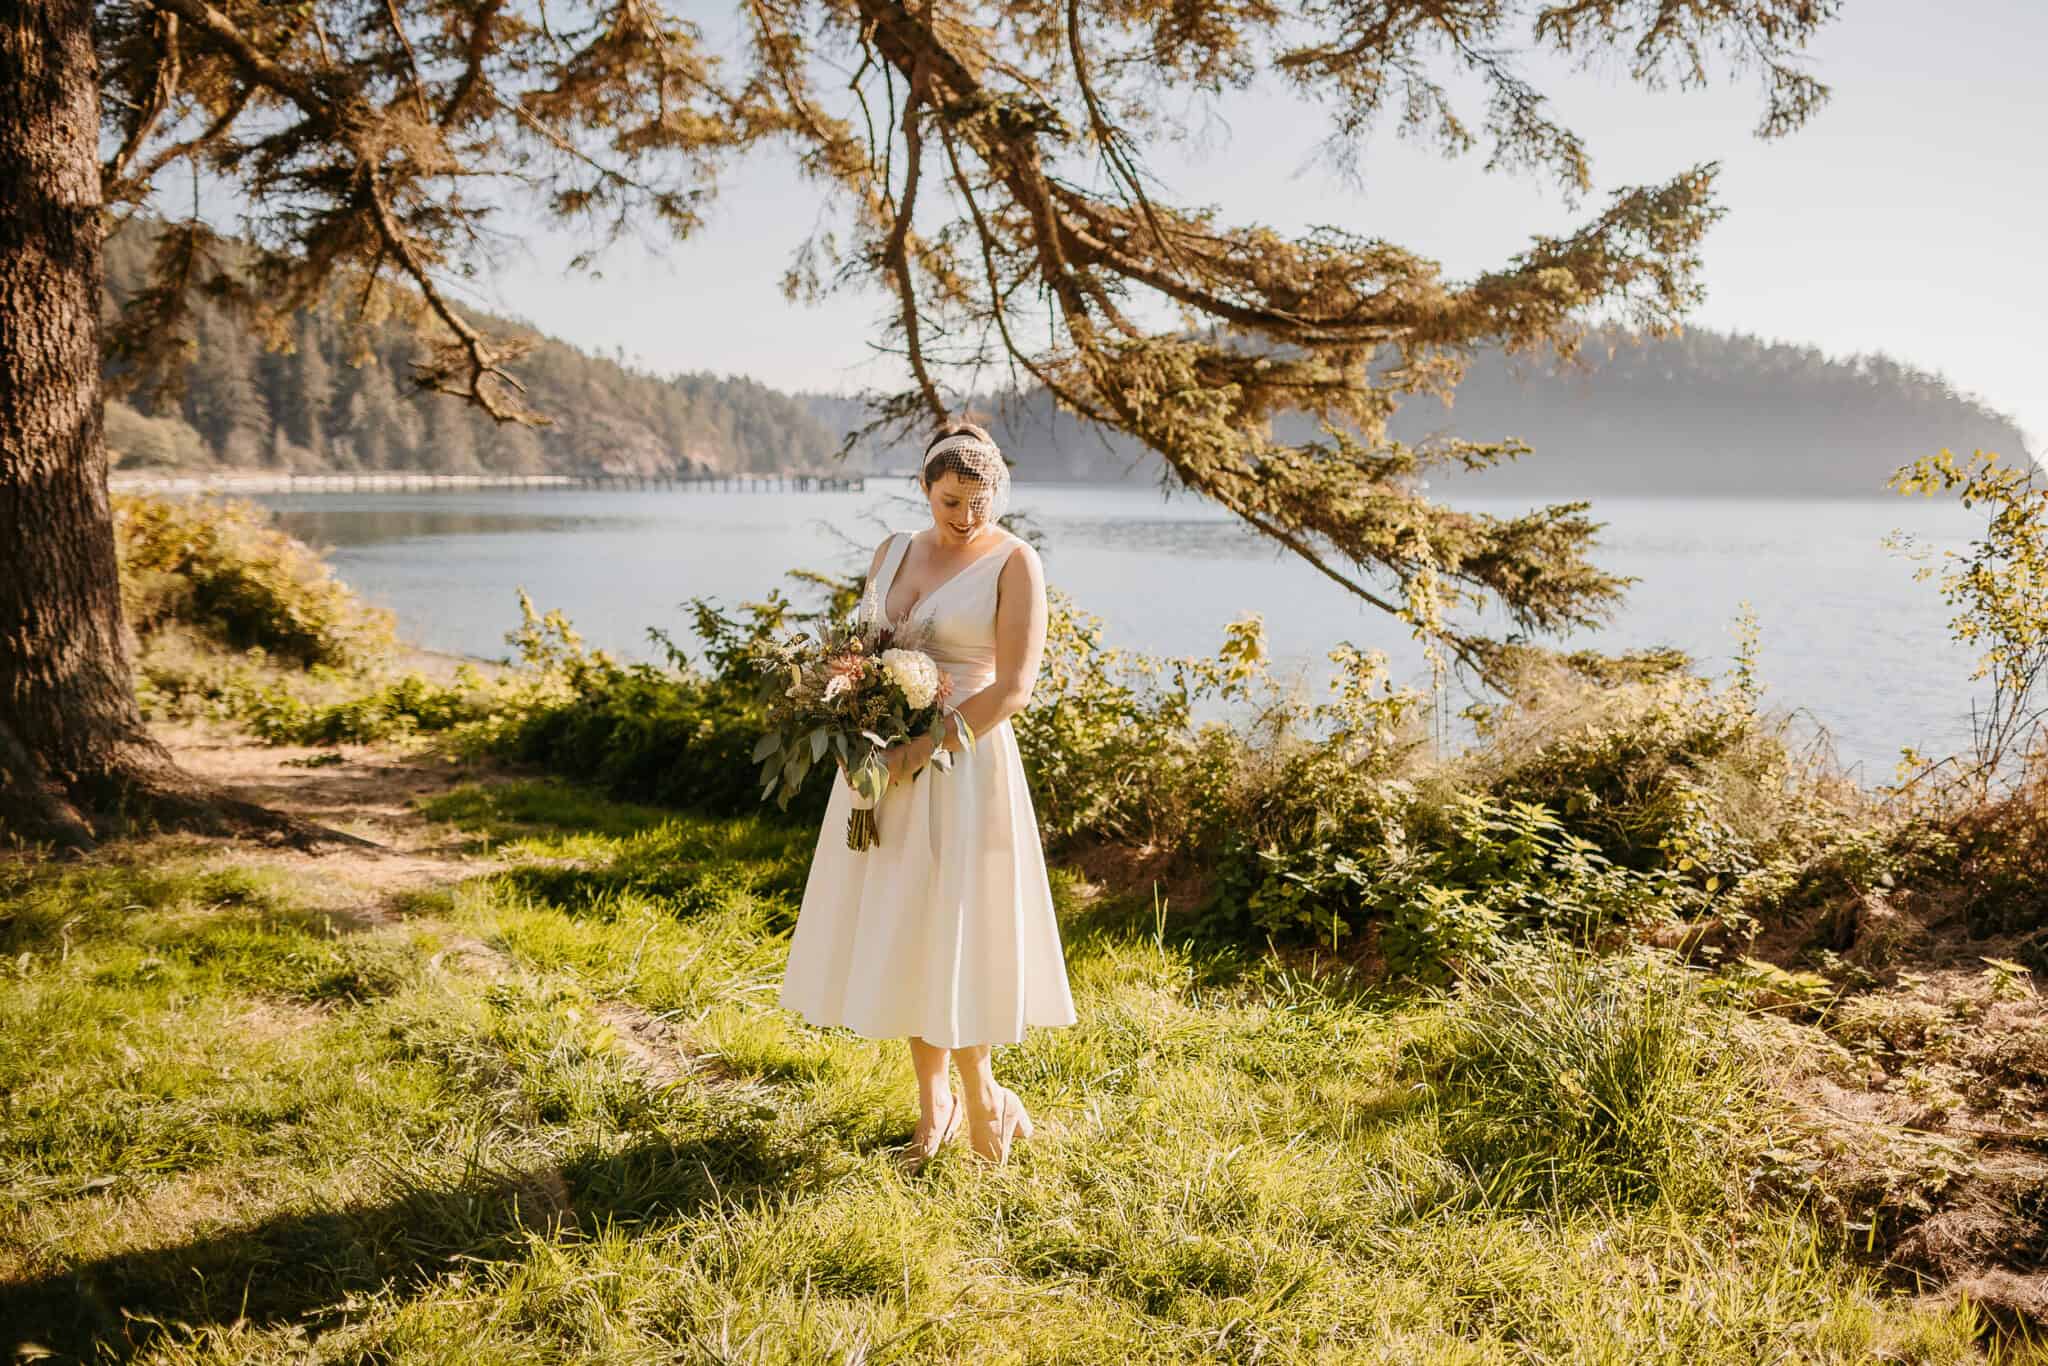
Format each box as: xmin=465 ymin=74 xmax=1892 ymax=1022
xmin=900 ymin=1090 xmax=963 ymax=1172
xmin=972 ymin=1085 xmax=1035 ymax=1164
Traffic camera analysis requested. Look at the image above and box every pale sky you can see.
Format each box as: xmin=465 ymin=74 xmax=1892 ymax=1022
xmin=463 ymin=0 xmax=2046 ymax=453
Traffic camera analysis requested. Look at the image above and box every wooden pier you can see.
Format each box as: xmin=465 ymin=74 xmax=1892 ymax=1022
xmin=106 ymin=471 xmax=868 ymax=496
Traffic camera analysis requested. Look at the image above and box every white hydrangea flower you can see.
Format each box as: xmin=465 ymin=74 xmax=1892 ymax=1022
xmin=878 ymin=648 xmax=940 ymax=709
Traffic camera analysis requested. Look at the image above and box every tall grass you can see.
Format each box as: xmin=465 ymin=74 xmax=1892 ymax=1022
xmin=1416 ymin=939 xmax=1761 ymax=1211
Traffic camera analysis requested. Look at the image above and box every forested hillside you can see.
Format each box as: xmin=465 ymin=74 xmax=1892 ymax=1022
xmin=1390 ymin=330 xmax=2031 ymax=496
xmin=100 ymin=225 xmax=841 ymax=477
xmin=102 ymin=219 xmax=2025 ymax=494
xmin=823 ymin=330 xmax=2029 ymax=496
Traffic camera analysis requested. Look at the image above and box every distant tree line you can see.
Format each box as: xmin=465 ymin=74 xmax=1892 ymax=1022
xmin=101 ymin=224 xmax=842 ymax=478
xmin=834 ymin=329 xmax=2029 ymax=497
xmin=1388 ymin=329 xmax=2031 ymax=496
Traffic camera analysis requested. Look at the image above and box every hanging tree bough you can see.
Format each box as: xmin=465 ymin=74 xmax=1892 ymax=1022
xmin=808 ymin=0 xmax=1831 ymax=680
xmin=2 ymin=0 xmax=1833 ymax=845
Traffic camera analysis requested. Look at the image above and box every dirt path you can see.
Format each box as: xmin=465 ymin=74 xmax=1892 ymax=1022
xmin=156 ymin=722 xmax=751 ymax=1094
xmin=159 ymin=720 xmax=501 ymax=899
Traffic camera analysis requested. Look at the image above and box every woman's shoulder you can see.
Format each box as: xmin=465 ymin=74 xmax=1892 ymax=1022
xmin=865 ymin=529 xmax=909 ymax=577
xmin=994 ymin=530 xmax=1041 ymax=578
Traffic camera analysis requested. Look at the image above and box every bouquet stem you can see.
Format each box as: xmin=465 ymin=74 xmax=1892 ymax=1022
xmin=846 ymin=806 xmax=879 ymax=850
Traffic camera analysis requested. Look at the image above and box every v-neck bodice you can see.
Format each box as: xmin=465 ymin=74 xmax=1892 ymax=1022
xmin=878 ymin=531 xmax=1015 ymax=627
xmin=866 ymin=530 xmax=1019 ymax=691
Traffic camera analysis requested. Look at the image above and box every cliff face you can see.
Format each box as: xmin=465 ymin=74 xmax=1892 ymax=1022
xmin=101 ymin=224 xmax=840 ymax=478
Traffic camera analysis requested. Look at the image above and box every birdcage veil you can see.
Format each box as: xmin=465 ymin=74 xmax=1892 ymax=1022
xmin=919 ymin=424 xmax=1010 ymax=521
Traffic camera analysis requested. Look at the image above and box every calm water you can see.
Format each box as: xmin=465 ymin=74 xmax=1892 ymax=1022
xmin=257 ymin=482 xmax=1989 ymax=782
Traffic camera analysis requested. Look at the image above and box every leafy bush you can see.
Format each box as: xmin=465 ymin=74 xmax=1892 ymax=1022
xmin=1888 ymin=448 xmax=2048 ymax=796
xmin=1012 ymin=592 xmax=1283 ymax=848
xmin=227 ymin=668 xmax=512 ymax=745
xmin=1016 ymin=595 xmax=1432 ymax=854
xmin=1207 ymin=788 xmax=1688 ymax=978
xmin=490 ymin=593 xmax=832 ymax=827
xmin=1951 ymin=771 xmax=2048 ymax=941
xmin=1414 ymin=941 xmax=1761 ymax=1211
xmin=115 ymin=493 xmax=395 ymax=669
xmin=1472 ymin=639 xmax=1812 ymax=896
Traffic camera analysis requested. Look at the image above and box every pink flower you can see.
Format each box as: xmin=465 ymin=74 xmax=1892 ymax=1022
xmin=822 ymin=653 xmax=865 ymax=705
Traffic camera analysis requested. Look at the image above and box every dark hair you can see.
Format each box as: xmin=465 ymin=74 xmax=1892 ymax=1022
xmin=920 ymin=418 xmax=999 ymax=489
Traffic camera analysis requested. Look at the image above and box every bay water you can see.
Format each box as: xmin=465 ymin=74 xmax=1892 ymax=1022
xmin=258 ymin=482 xmax=1990 ymax=784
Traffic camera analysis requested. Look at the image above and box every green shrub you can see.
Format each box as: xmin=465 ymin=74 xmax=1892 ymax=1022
xmin=491 ymin=593 xmax=831 ymax=827
xmin=1007 ymin=600 xmax=1759 ymax=977
xmin=1206 ymin=789 xmax=1688 ymax=979
xmin=1952 ymin=772 xmax=2048 ymax=940
xmin=228 ymin=668 xmax=507 ymax=745
xmin=1888 ymin=448 xmax=2048 ymax=797
xmin=115 ymin=493 xmax=395 ymax=669
xmin=1478 ymin=663 xmax=1793 ymax=892
xmin=1013 ymin=592 xmax=1286 ymax=848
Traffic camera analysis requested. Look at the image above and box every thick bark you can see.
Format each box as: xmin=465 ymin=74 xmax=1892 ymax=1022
xmin=0 ymin=0 xmax=367 ymax=852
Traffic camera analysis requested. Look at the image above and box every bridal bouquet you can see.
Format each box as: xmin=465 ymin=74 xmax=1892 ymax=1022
xmin=750 ymin=617 xmax=975 ymax=849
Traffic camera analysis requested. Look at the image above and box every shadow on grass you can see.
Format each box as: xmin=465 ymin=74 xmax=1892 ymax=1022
xmin=422 ymin=779 xmax=812 ymax=854
xmin=1 ymin=1121 xmax=808 ymax=1363
xmin=493 ymin=850 xmax=805 ymax=925
xmin=1055 ymin=881 xmax=1398 ymax=1011
xmin=422 ymin=779 xmax=813 ymax=923
xmin=420 ymin=779 xmax=682 ymax=843
xmin=0 ymin=861 xmax=314 ymax=956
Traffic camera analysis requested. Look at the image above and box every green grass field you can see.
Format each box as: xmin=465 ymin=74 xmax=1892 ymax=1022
xmin=0 ymin=777 xmax=2013 ymax=1363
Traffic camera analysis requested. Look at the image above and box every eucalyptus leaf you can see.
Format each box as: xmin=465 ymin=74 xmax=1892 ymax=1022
xmin=751 ymin=731 xmax=781 ymax=763
xmin=850 ymin=761 xmax=887 ymax=803
xmin=809 ymin=728 xmax=829 ymax=763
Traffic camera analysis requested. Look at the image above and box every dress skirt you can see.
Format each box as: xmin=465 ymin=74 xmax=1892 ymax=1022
xmin=776 ymin=714 xmax=1079 ymax=1048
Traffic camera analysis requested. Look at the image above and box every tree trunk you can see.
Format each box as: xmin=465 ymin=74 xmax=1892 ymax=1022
xmin=0 ymin=0 xmax=363 ymax=852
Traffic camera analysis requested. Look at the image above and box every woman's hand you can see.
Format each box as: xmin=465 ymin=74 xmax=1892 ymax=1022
xmin=882 ymin=733 xmax=936 ymax=787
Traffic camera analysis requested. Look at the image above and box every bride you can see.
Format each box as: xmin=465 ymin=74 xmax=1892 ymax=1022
xmin=777 ymin=419 xmax=1078 ymax=1166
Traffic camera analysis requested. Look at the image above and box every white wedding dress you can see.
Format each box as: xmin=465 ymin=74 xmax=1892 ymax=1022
xmin=777 ymin=529 xmax=1079 ymax=1048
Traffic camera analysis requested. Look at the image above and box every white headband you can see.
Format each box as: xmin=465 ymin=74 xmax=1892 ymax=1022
xmin=923 ymin=433 xmax=1001 ymax=462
